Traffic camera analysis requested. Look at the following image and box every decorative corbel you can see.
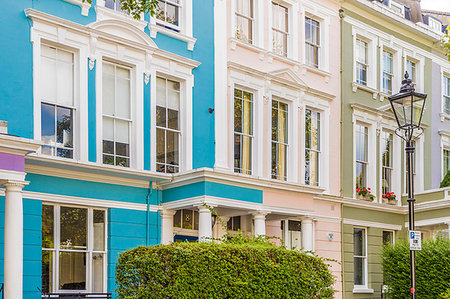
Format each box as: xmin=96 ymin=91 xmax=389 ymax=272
xmin=88 ymin=56 xmax=96 ymax=70
xmin=89 ymin=34 xmax=98 ymax=71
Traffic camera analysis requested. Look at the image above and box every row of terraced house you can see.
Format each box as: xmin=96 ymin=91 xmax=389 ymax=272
xmin=0 ymin=0 xmax=449 ymax=298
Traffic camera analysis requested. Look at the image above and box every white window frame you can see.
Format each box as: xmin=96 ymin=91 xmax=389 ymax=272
xmin=428 ymin=17 xmax=442 ymax=33
xmin=271 ymin=97 xmax=289 ymax=181
xmin=389 ymin=0 xmax=404 ymax=16
xmin=352 ymin=116 xmax=377 ymax=199
xmin=42 ymin=203 xmax=108 ymax=293
xmin=380 ymin=130 xmax=394 ymax=196
xmin=301 ymin=2 xmax=330 ymax=72
xmin=353 ymin=227 xmax=368 ymax=291
xmin=154 ymin=0 xmax=182 ymax=32
xmin=268 ymin=0 xmax=298 ymax=60
xmin=403 ymin=51 xmax=425 ymax=93
xmin=440 ymin=132 xmax=450 ymax=182
xmin=379 ymin=44 xmax=401 ymax=96
xmin=231 ymin=0 xmax=264 ymax=48
xmin=378 ymin=125 xmax=401 ymax=204
xmin=443 ymin=74 xmax=450 ymax=116
xmin=300 ymin=96 xmax=330 ymax=191
xmin=32 ymin=35 xmax=88 ymax=162
xmin=304 ymin=108 xmax=321 ymax=187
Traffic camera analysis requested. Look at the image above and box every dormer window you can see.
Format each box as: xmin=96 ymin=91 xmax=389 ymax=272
xmin=428 ymin=17 xmax=442 ymax=32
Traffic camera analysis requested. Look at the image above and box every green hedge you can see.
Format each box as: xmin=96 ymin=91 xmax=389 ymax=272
xmin=440 ymin=171 xmax=450 ymax=188
xmin=116 ymin=242 xmax=335 ymax=298
xmin=382 ymin=237 xmax=450 ymax=298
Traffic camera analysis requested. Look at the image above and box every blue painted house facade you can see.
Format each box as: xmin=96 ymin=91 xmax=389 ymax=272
xmin=0 ymin=0 xmax=219 ymax=297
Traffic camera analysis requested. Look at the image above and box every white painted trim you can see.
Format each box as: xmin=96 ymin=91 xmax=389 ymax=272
xmin=149 ymin=24 xmax=197 ymax=51
xmin=63 ymin=0 xmax=91 ymax=16
xmin=405 ymin=216 xmax=450 ymax=228
xmin=344 ymin=218 xmax=402 ymax=231
xmin=353 ymin=288 xmax=374 ymax=294
xmin=0 ymin=189 xmax=160 ymax=211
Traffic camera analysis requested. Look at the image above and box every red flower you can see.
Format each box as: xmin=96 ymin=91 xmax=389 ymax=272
xmin=368 ymin=188 xmax=371 ymax=190
xmin=363 ymin=188 xmax=366 ymax=192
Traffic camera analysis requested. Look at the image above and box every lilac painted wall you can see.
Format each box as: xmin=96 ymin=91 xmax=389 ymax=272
xmin=431 ymin=62 xmax=450 ymax=188
xmin=0 ymin=152 xmax=24 ymax=172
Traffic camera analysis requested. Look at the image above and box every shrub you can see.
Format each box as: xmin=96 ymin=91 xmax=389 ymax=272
xmin=382 ymin=237 xmax=450 ymax=298
xmin=116 ymin=241 xmax=335 ymax=298
xmin=440 ymin=171 xmax=450 ymax=188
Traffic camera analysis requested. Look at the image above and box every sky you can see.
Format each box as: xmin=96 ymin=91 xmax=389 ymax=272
xmin=420 ymin=0 xmax=450 ymax=12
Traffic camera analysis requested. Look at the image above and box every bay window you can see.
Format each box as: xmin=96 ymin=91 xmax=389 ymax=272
xmin=272 ymin=99 xmax=288 ymax=180
xmin=234 ymin=88 xmax=253 ymax=175
xmin=305 ymin=17 xmax=320 ymax=68
xmin=381 ymin=131 xmax=393 ymax=195
xmin=102 ymin=62 xmax=131 ymax=167
xmin=382 ymin=50 xmax=393 ymax=94
xmin=235 ymin=0 xmax=254 ymax=43
xmin=40 ymin=45 xmax=74 ymax=159
xmin=272 ymin=2 xmax=288 ymax=57
xmin=155 ymin=0 xmax=181 ymax=32
xmin=305 ymin=109 xmax=320 ymax=186
xmin=355 ymin=39 xmax=368 ymax=85
xmin=353 ymin=227 xmax=367 ymax=287
xmin=156 ymin=77 xmax=181 ymax=173
xmin=355 ymin=124 xmax=368 ymax=189
xmin=42 ymin=204 xmax=106 ymax=292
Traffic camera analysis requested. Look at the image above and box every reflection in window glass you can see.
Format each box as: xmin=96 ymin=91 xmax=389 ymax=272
xmin=383 ymin=51 xmax=393 ymax=94
xmin=94 ymin=210 xmax=105 ymax=251
xmin=383 ymin=230 xmax=394 ymax=245
xmin=353 ymin=228 xmax=366 ymax=286
xmin=234 ymin=88 xmax=253 ymax=175
xmin=235 ymin=0 xmax=254 ymax=43
xmin=444 ymin=149 xmax=450 ymax=177
xmin=355 ymin=39 xmax=368 ymax=85
xmin=156 ymin=77 xmax=180 ymax=173
xmin=355 ymin=125 xmax=368 ymax=189
xmin=281 ymin=220 xmax=302 ymax=250
xmin=272 ymin=2 xmax=288 ymax=57
xmin=406 ymin=59 xmax=416 ymax=85
xmin=60 ymin=207 xmax=87 ymax=250
xmin=227 ymin=216 xmax=241 ymax=231
xmin=42 ymin=250 xmax=53 ymax=293
xmin=305 ymin=109 xmax=320 ymax=186
xmin=272 ymin=100 xmax=288 ymax=180
xmin=381 ymin=132 xmax=393 ymax=195
xmin=59 ymin=252 xmax=86 ymax=290
xmin=155 ymin=0 xmax=180 ymax=31
xmin=305 ymin=17 xmax=320 ymax=68
xmin=42 ymin=205 xmax=54 ymax=248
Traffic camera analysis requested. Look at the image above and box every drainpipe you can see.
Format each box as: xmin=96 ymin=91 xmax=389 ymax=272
xmin=145 ymin=181 xmax=153 ymax=246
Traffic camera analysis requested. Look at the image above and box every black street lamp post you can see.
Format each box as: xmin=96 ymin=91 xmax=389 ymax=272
xmin=388 ymin=72 xmax=427 ymax=299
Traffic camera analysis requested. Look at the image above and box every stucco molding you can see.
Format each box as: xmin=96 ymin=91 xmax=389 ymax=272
xmin=405 ymin=216 xmax=450 ymax=228
xmin=0 ymin=134 xmax=42 ymax=156
xmin=343 ymin=218 xmax=402 ymax=231
xmin=149 ymin=23 xmax=196 ymax=51
xmin=63 ymin=0 xmax=91 ymax=16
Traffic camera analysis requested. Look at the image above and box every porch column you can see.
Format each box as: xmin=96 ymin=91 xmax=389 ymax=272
xmin=252 ymin=212 xmax=268 ymax=237
xmin=160 ymin=209 xmax=176 ymax=245
xmin=3 ymin=180 xmax=28 ymax=299
xmin=302 ymin=218 xmax=314 ymax=252
xmin=198 ymin=206 xmax=212 ymax=242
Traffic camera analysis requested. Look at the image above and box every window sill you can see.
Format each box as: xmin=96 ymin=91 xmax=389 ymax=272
xmin=230 ymin=37 xmax=266 ymax=55
xmin=95 ymin=5 xmax=148 ymax=32
xmin=378 ymin=92 xmax=392 ymax=102
xmin=267 ymin=52 xmax=300 ymax=66
xmin=63 ymin=0 xmax=91 ymax=16
xmin=351 ymin=82 xmax=378 ymax=100
xmin=440 ymin=113 xmax=450 ymax=122
xmin=302 ymin=64 xmax=331 ymax=81
xmin=149 ymin=23 xmax=196 ymax=51
xmin=353 ymin=287 xmax=374 ymax=294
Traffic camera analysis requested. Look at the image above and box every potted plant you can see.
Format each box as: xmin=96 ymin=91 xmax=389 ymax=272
xmin=382 ymin=192 xmax=398 ymax=205
xmin=356 ymin=187 xmax=375 ymax=201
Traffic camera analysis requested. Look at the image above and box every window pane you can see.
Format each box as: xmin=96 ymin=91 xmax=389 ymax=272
xmin=166 ymin=3 xmax=179 ymax=26
xmin=116 ymin=75 xmax=130 ymax=119
xmin=93 ymin=210 xmax=105 ymax=251
xmin=41 ymin=46 xmax=57 ymax=102
xmin=102 ymin=69 xmax=115 ymax=117
xmin=59 ymin=252 xmax=86 ymax=290
xmin=156 ymin=128 xmax=165 ymax=164
xmin=92 ymin=253 xmax=104 ymax=292
xmin=383 ymin=231 xmax=393 ymax=245
xmin=166 ymin=130 xmax=179 ymax=168
xmin=56 ymin=58 xmax=74 ymax=107
xmin=42 ymin=250 xmax=53 ymax=293
xmin=182 ymin=209 xmax=193 ymax=229
xmin=173 ymin=210 xmax=181 ymax=228
xmin=234 ymin=96 xmax=243 ymax=133
xmin=115 ymin=119 xmax=129 ymax=144
xmin=168 ymin=109 xmax=179 ymax=130
xmin=41 ymin=103 xmax=56 ymax=146
xmin=353 ymin=228 xmax=365 ymax=256
xmin=242 ymin=135 xmax=252 ymax=175
xmin=194 ymin=210 xmax=199 ymax=230
xmin=56 ymin=107 xmax=73 ymax=148
xmin=234 ymin=134 xmax=242 ymax=172
xmin=354 ymin=257 xmax=365 ymax=285
xmin=42 ymin=205 xmax=54 ymax=248
xmin=156 ymin=106 xmax=167 ymax=128
xmin=156 ymin=77 xmax=166 ymax=107
xmin=60 ymin=207 xmax=87 ymax=250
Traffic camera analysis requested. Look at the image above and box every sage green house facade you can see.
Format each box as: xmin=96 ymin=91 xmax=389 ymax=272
xmin=340 ymin=0 xmax=450 ymax=298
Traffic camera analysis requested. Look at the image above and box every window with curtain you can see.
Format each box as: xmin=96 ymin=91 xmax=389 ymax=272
xmin=155 ymin=0 xmax=181 ymax=32
xmin=355 ymin=124 xmax=368 ymax=189
xmin=235 ymin=0 xmax=254 ymax=44
xmin=156 ymin=77 xmax=181 ymax=173
xmin=234 ymin=88 xmax=253 ymax=175
xmin=444 ymin=149 xmax=449 ymax=177
xmin=40 ymin=45 xmax=74 ymax=159
xmin=42 ymin=205 xmax=106 ymax=293
xmin=406 ymin=59 xmax=416 ymax=85
xmin=305 ymin=17 xmax=320 ymax=68
xmin=102 ymin=62 xmax=131 ymax=167
xmin=353 ymin=227 xmax=367 ymax=286
xmin=272 ymin=99 xmax=288 ymax=181
xmin=444 ymin=76 xmax=450 ymax=115
xmin=381 ymin=131 xmax=393 ymax=195
xmin=305 ymin=109 xmax=320 ymax=186
xmin=272 ymin=2 xmax=288 ymax=57
xmin=383 ymin=50 xmax=393 ymax=94
xmin=355 ymin=39 xmax=368 ymax=85
xmin=104 ymin=0 xmax=129 ymax=14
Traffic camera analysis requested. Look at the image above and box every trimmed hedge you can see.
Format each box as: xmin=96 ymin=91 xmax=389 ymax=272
xmin=382 ymin=237 xmax=450 ymax=298
xmin=116 ymin=242 xmax=335 ymax=298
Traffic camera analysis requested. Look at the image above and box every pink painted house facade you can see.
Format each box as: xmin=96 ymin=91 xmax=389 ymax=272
xmin=213 ymin=0 xmax=342 ymax=296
